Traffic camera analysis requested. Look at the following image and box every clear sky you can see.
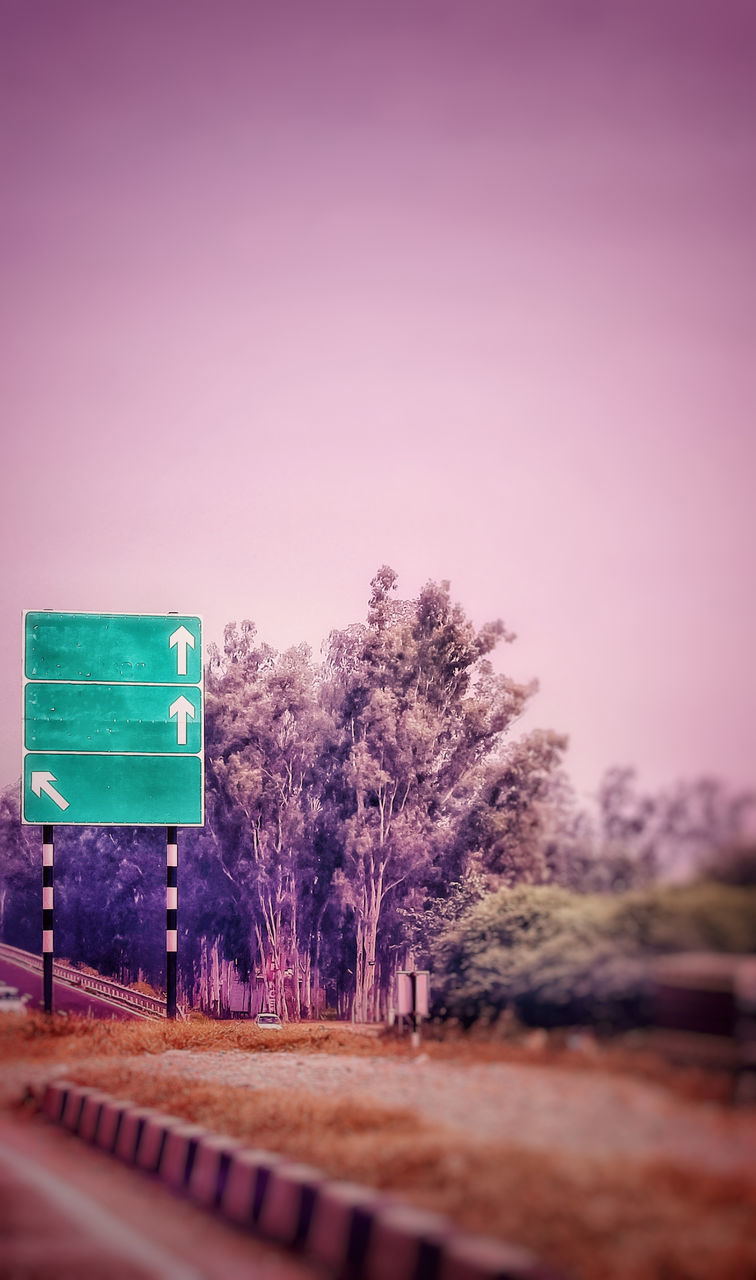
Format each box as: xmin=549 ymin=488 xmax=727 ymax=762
xmin=2 ymin=0 xmax=755 ymax=803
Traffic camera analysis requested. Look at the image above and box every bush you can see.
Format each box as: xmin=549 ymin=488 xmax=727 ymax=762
xmin=698 ymin=843 xmax=756 ymax=886
xmin=430 ymin=882 xmax=756 ymax=1029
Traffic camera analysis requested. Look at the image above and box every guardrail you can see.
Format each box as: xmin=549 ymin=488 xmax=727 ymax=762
xmin=0 ymin=940 xmax=172 ymax=1018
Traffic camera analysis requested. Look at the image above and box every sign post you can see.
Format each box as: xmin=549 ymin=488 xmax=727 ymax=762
xmin=42 ymin=825 xmax=54 ymax=1014
xmin=22 ymin=612 xmax=204 ymax=1018
xmin=166 ymin=826 xmax=178 ymax=1018
xmin=23 ymin=612 xmax=204 ymax=827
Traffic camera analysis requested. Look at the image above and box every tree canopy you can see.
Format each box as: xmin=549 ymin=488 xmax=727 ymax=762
xmin=2 ymin=568 xmax=753 ymax=1020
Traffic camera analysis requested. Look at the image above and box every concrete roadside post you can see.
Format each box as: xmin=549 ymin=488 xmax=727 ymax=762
xmin=397 ymin=970 xmax=431 ymax=1048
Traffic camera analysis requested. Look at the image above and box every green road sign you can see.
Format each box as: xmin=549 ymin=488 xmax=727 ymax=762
xmin=22 ymin=612 xmax=204 ymax=826
xmin=25 ymin=612 xmax=201 ymax=684
xmin=24 ymin=683 xmax=202 ymax=754
xmin=24 ymin=753 xmax=203 ymax=826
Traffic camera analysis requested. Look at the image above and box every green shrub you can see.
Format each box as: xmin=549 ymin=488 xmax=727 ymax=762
xmin=430 ymin=882 xmax=756 ymax=1029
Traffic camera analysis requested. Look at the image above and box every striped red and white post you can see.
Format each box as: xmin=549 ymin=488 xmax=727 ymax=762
xmin=42 ymin=824 xmax=54 ymax=1014
xmin=166 ymin=826 xmax=178 ymax=1018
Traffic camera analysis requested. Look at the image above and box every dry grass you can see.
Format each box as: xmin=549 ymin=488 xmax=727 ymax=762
xmin=0 ymin=1012 xmax=387 ymax=1062
xmin=0 ymin=1012 xmax=735 ymax=1102
xmin=3 ymin=1014 xmax=754 ymax=1279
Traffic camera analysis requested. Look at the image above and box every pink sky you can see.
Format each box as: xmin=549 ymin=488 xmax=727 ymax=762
xmin=2 ymin=1 xmax=755 ymax=804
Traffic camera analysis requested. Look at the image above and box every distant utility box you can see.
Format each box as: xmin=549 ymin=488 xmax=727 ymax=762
xmin=397 ymin=970 xmax=430 ymax=1018
xmin=22 ymin=611 xmax=204 ymax=826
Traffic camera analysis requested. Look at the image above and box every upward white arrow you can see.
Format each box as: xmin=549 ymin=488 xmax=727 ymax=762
xmin=169 ymin=625 xmax=195 ymax=676
xmin=31 ymin=771 xmax=70 ymax=811
xmin=169 ymin=695 xmax=196 ymax=746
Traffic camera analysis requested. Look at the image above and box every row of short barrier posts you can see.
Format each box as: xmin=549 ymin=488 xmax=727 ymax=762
xmin=396 ymin=970 xmax=430 ymax=1048
xmin=40 ymin=1077 xmax=564 ymax=1280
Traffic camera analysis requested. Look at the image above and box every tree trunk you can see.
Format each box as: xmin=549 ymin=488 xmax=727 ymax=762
xmin=311 ymin=900 xmax=327 ymax=1020
xmin=353 ymin=864 xmax=384 ymax=1021
xmin=211 ymin=937 xmax=221 ymax=1014
xmin=290 ymin=881 xmax=301 ymax=1020
xmin=301 ymin=949 xmax=311 ymax=1018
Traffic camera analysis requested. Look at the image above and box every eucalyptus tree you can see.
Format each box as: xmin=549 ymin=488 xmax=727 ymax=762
xmin=0 ymin=784 xmax=37 ymax=950
xmin=205 ymin=624 xmax=329 ymax=1017
xmin=454 ymin=728 xmax=571 ymax=888
xmin=325 ymin=567 xmax=534 ymax=1021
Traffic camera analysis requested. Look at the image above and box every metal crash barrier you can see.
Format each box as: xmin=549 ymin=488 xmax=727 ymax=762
xmin=0 ymin=940 xmax=170 ymax=1018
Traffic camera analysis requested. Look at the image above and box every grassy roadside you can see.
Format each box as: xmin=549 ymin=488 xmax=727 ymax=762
xmin=2 ymin=1014 xmax=755 ymax=1280
xmin=0 ymin=1009 xmax=736 ymax=1103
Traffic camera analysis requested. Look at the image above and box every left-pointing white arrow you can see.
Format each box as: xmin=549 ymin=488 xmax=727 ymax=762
xmin=31 ymin=771 xmax=70 ymax=811
xmin=169 ymin=694 xmax=196 ymax=746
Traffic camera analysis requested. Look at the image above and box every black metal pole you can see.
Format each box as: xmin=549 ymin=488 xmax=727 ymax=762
xmin=42 ymin=825 xmax=54 ymax=1014
xmin=166 ymin=826 xmax=178 ymax=1018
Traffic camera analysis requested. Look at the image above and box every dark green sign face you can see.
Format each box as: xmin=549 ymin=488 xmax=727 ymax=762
xmin=23 ymin=753 xmax=203 ymax=826
xmin=25 ymin=683 xmax=202 ymax=754
xmin=25 ymin=612 xmax=202 ymax=684
xmin=22 ymin=612 xmax=204 ymax=826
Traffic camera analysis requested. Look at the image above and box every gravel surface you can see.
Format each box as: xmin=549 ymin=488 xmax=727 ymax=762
xmin=16 ymin=1050 xmax=755 ymax=1177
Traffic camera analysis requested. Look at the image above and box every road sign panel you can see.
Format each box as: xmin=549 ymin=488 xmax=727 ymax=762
xmin=22 ymin=611 xmax=204 ymax=826
xmin=24 ymin=682 xmax=202 ymax=754
xmin=24 ymin=612 xmax=201 ymax=684
xmin=24 ymin=753 xmax=203 ymax=826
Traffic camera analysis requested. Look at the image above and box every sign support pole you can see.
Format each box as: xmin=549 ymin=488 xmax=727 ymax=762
xmin=166 ymin=827 xmax=178 ymax=1019
xmin=42 ymin=824 xmax=54 ymax=1014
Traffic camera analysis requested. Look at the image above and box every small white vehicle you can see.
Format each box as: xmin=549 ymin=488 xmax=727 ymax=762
xmin=254 ymin=1011 xmax=283 ymax=1029
xmin=0 ymin=984 xmax=30 ymax=1014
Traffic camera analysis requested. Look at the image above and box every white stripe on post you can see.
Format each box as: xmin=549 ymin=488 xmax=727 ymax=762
xmin=43 ymin=887 xmax=54 ymax=910
xmin=167 ymin=843 xmax=178 ymax=867
xmin=166 ymin=930 xmax=178 ymax=953
xmin=166 ymin=887 xmax=178 ymax=910
xmin=43 ymin=843 xmax=54 ymax=866
xmin=43 ymin=929 xmax=54 ymax=952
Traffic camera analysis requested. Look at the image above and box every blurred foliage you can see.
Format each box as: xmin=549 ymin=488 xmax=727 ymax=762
xmin=430 ymin=881 xmax=756 ymax=1029
xmin=698 ymin=842 xmax=756 ymax=887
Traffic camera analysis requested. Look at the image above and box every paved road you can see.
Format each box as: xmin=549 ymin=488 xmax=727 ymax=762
xmin=0 ymin=955 xmax=141 ymax=1020
xmin=0 ymin=1112 xmax=313 ymax=1280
